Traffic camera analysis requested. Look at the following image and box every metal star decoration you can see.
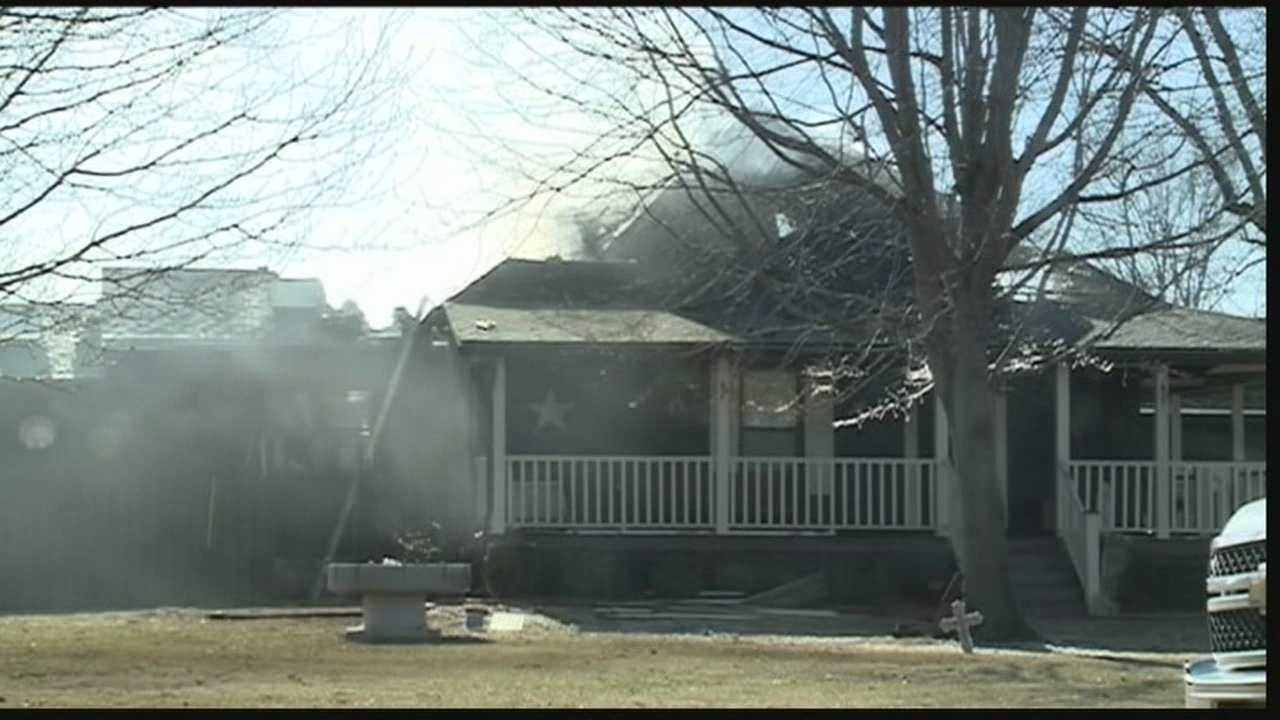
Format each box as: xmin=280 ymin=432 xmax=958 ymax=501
xmin=529 ymin=388 xmax=573 ymax=432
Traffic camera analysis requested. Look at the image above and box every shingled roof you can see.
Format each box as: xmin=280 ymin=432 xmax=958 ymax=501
xmin=436 ymin=250 xmax=1265 ymax=362
xmin=0 ymin=303 xmax=88 ymax=379
xmin=446 ymin=258 xmax=657 ymax=309
xmin=1 ymin=267 xmax=345 ymax=379
xmin=438 ymin=257 xmax=734 ymax=347
xmin=97 ymin=267 xmax=279 ymax=347
xmin=438 ymin=163 xmax=1264 ymax=362
xmin=444 ymin=302 xmax=737 ymax=346
xmin=1087 ymin=306 xmax=1266 ymax=352
xmin=92 ymin=266 xmax=338 ymax=350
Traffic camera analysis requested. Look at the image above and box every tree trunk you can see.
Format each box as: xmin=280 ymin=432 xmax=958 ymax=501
xmin=933 ymin=298 xmax=1038 ymax=642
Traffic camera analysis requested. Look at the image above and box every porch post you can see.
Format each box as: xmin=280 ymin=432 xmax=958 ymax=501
xmin=1231 ymin=384 xmax=1245 ymax=462
xmin=1170 ymin=393 xmax=1183 ymax=461
xmin=803 ymin=375 xmax=835 ymax=510
xmin=1055 ymin=361 xmax=1070 ymax=535
xmin=995 ymin=387 xmax=1008 ymax=530
xmin=1170 ymin=391 xmax=1182 ymax=531
xmin=904 ymin=403 xmax=921 ymax=527
xmin=1049 ymin=361 xmax=1070 ymax=530
xmin=474 ymin=456 xmax=489 ymax=531
xmin=933 ymin=389 xmax=950 ymax=537
xmin=1153 ymin=363 xmax=1170 ymax=538
xmin=491 ymin=357 xmax=507 ymax=534
xmin=712 ymin=354 xmax=733 ymax=534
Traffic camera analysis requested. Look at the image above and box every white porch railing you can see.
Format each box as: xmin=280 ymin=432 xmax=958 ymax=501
xmin=1069 ymin=460 xmax=1160 ymax=531
xmin=504 ymin=455 xmax=937 ymax=533
xmin=1058 ymin=463 xmax=1103 ymax=614
xmin=731 ymin=457 xmax=936 ymax=531
xmin=1067 ymin=460 xmax=1266 ymax=534
xmin=1169 ymin=461 xmax=1266 ymax=534
xmin=507 ymin=455 xmax=713 ymax=530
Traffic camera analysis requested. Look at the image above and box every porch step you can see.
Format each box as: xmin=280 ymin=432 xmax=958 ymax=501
xmin=1007 ymin=537 xmax=1088 ymax=619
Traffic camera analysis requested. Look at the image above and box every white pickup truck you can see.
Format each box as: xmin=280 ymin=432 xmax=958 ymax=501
xmin=1184 ymin=497 xmax=1266 ymax=708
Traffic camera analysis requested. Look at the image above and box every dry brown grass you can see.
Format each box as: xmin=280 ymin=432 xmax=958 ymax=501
xmin=0 ymin=608 xmax=1186 ymax=708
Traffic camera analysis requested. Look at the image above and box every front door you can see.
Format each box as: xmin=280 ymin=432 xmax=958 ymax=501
xmin=1006 ymin=373 xmax=1057 ymax=536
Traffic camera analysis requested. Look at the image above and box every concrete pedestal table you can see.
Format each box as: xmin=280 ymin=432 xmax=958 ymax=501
xmin=327 ymin=562 xmax=471 ymax=643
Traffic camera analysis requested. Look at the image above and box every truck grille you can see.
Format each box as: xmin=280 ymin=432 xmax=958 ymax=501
xmin=1208 ymin=607 xmax=1267 ymax=654
xmin=1209 ymin=541 xmax=1265 ymax=578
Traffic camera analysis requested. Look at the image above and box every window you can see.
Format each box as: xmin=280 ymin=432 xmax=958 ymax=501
xmin=742 ymin=370 xmax=798 ymax=429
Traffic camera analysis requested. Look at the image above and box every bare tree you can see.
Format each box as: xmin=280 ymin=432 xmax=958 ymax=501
xmin=1085 ymin=154 xmax=1254 ymax=312
xmin=1 ymin=7 xmax=405 ymax=355
xmin=1075 ymin=7 xmax=1265 ymax=314
xmin=1139 ymin=8 xmax=1264 ymax=238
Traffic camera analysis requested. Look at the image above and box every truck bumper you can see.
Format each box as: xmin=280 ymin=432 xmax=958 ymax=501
xmin=1184 ymin=656 xmax=1266 ymax=708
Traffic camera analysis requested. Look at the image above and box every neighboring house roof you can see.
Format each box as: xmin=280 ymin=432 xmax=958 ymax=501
xmin=444 ymin=302 xmax=736 ymax=346
xmin=271 ymin=278 xmax=327 ymax=309
xmin=0 ymin=303 xmax=88 ymax=380
xmin=1 ymin=304 xmax=49 ymax=344
xmin=92 ymin=266 xmax=351 ymax=351
xmin=1 ymin=266 xmax=364 ymax=379
xmin=96 ymin=267 xmax=279 ymax=347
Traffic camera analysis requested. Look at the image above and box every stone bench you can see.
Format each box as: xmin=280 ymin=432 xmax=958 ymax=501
xmin=327 ymin=562 xmax=471 ymax=643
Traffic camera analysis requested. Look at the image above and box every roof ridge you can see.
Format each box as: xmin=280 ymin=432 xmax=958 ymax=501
xmin=1157 ymin=304 xmax=1265 ymax=322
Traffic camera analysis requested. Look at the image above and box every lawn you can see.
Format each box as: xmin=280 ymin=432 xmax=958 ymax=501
xmin=0 ymin=607 xmax=1186 ymax=708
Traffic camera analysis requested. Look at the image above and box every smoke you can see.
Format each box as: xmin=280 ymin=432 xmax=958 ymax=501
xmin=0 ymin=288 xmax=434 ymax=613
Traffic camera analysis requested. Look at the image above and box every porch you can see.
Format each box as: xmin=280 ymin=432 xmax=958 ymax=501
xmin=478 ymin=353 xmax=1265 ymax=542
xmin=468 ymin=345 xmax=1263 ymax=615
xmin=1054 ymin=360 xmax=1266 ymax=614
xmin=481 ymin=351 xmax=960 ymax=537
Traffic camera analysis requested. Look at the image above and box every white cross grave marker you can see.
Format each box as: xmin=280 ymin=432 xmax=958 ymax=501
xmin=939 ymin=599 xmax=983 ymax=654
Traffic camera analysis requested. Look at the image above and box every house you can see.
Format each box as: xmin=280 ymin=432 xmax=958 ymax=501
xmin=0 ymin=267 xmax=405 ymax=612
xmin=395 ymin=169 xmax=1266 ymax=615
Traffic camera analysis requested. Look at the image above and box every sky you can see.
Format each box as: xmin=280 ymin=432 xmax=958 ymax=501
xmin=6 ymin=8 xmax=1264 ymax=329
xmin=281 ymin=8 xmax=1266 ymax=326
xmin=252 ymin=9 xmax=588 ymax=326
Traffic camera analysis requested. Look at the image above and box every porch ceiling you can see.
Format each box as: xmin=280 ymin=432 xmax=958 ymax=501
xmin=444 ymin=302 xmax=739 ymax=346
